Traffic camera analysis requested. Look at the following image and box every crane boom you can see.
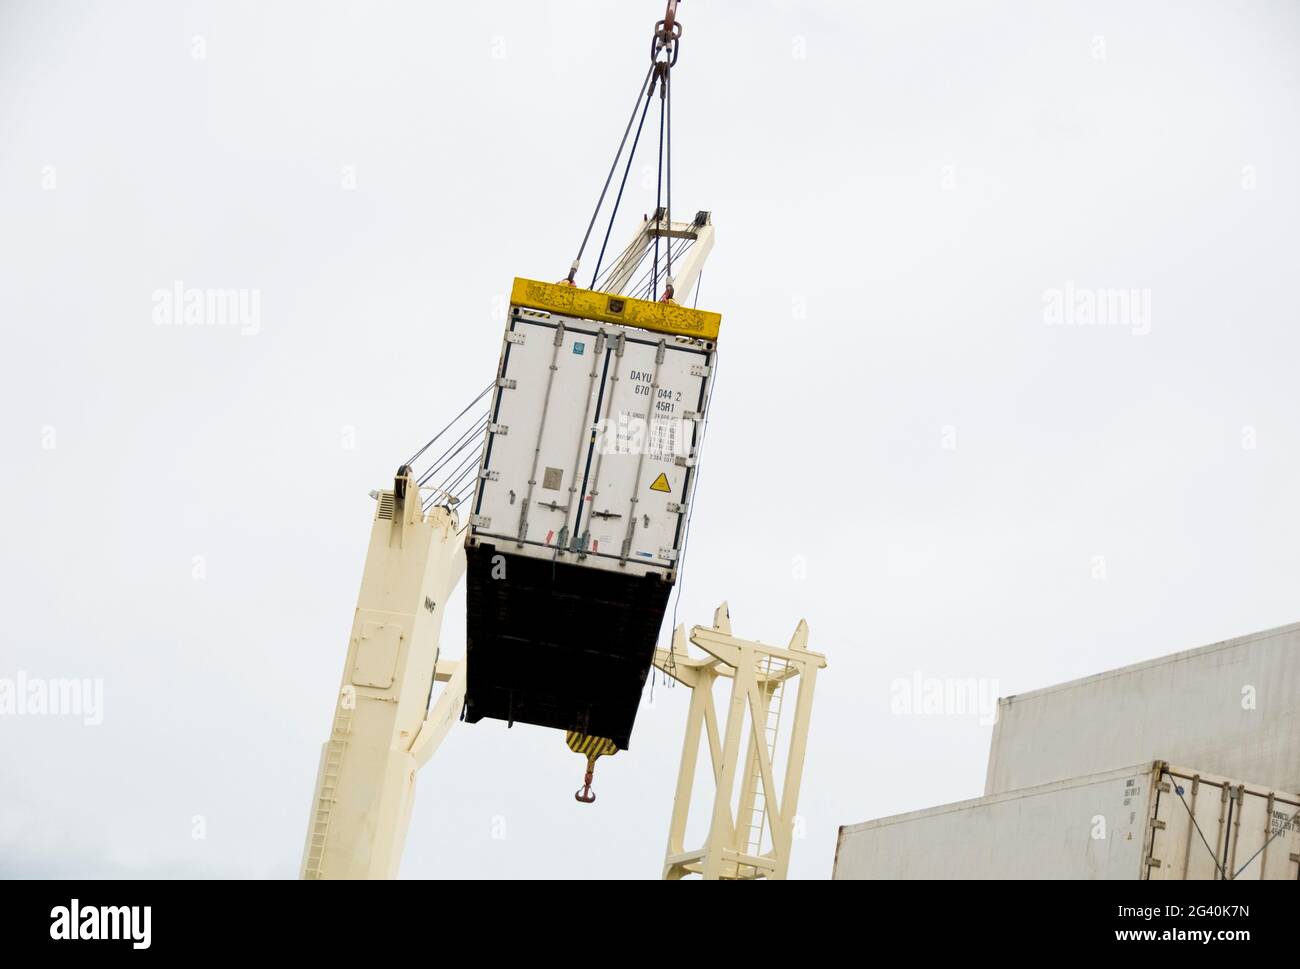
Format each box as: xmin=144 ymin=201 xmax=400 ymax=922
xmin=300 ymin=469 xmax=465 ymax=879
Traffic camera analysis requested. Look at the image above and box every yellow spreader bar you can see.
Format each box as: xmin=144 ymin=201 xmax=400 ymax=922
xmin=510 ymin=277 xmax=721 ymax=341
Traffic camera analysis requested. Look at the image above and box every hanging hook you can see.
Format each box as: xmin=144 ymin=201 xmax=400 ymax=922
xmin=566 ymin=731 xmax=619 ymax=804
xmin=574 ymin=756 xmax=598 ymax=803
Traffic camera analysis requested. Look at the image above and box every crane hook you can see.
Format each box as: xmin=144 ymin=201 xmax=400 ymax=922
xmin=575 ymin=757 xmax=598 ymax=803
xmin=566 ymin=730 xmax=619 ymax=805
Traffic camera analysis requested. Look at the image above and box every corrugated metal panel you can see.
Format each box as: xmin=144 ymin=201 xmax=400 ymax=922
xmin=834 ymin=761 xmax=1300 ymax=880
xmin=471 ymin=305 xmax=713 ymax=575
xmin=985 ymin=621 xmax=1300 ymax=796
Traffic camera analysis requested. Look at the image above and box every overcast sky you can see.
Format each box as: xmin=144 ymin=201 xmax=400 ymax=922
xmin=2 ymin=0 xmax=1298 ymax=879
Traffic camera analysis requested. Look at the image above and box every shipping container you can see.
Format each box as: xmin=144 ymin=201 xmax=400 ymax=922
xmin=985 ymin=621 xmax=1300 ymax=796
xmin=463 ymin=278 xmax=721 ymax=749
xmin=834 ymin=761 xmax=1300 ymax=880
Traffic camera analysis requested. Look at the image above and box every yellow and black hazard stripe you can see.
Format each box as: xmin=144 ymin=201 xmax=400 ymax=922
xmin=565 ymin=731 xmax=619 ymax=759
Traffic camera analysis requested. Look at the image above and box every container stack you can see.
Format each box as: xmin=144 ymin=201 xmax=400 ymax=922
xmin=835 ymin=621 xmax=1300 ymax=879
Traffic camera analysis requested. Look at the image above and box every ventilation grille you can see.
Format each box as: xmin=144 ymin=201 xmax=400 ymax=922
xmin=377 ymin=492 xmax=395 ymax=520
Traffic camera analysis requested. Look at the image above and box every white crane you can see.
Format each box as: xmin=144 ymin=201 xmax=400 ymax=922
xmin=299 ymin=3 xmax=827 ymax=881
xmin=298 ymin=457 xmax=825 ymax=879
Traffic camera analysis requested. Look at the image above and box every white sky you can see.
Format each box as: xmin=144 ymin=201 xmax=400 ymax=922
xmin=2 ymin=0 xmax=1298 ymax=879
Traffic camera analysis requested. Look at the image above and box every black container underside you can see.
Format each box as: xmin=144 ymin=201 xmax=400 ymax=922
xmin=464 ymin=542 xmax=672 ymax=750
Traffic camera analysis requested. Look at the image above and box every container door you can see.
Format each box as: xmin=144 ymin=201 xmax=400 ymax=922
xmin=474 ymin=314 xmax=606 ymax=551
xmin=1209 ymin=783 xmax=1300 ymax=880
xmin=1149 ymin=771 xmax=1254 ymax=880
xmin=573 ymin=330 xmax=711 ymax=571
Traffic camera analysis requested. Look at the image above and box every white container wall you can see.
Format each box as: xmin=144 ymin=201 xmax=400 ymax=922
xmin=985 ymin=621 xmax=1300 ymax=796
xmin=834 ymin=762 xmax=1300 ymax=880
xmin=470 ymin=304 xmax=714 ymax=579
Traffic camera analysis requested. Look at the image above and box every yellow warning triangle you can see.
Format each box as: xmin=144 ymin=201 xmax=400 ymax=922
xmin=649 ymin=472 xmax=671 ymax=494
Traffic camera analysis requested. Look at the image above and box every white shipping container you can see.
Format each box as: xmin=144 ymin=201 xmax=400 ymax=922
xmin=834 ymin=761 xmax=1300 ymax=880
xmin=985 ymin=621 xmax=1300 ymax=796
xmin=462 ymin=279 xmax=722 ymax=748
xmin=470 ymin=301 xmax=715 ymax=576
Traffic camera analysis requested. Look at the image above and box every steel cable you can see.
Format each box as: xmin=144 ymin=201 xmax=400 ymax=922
xmin=568 ymin=63 xmax=657 ymax=282
xmin=404 ymin=383 xmax=493 ymax=467
xmin=590 ymin=75 xmax=659 ymax=289
xmin=416 ymin=414 xmax=489 ymax=487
